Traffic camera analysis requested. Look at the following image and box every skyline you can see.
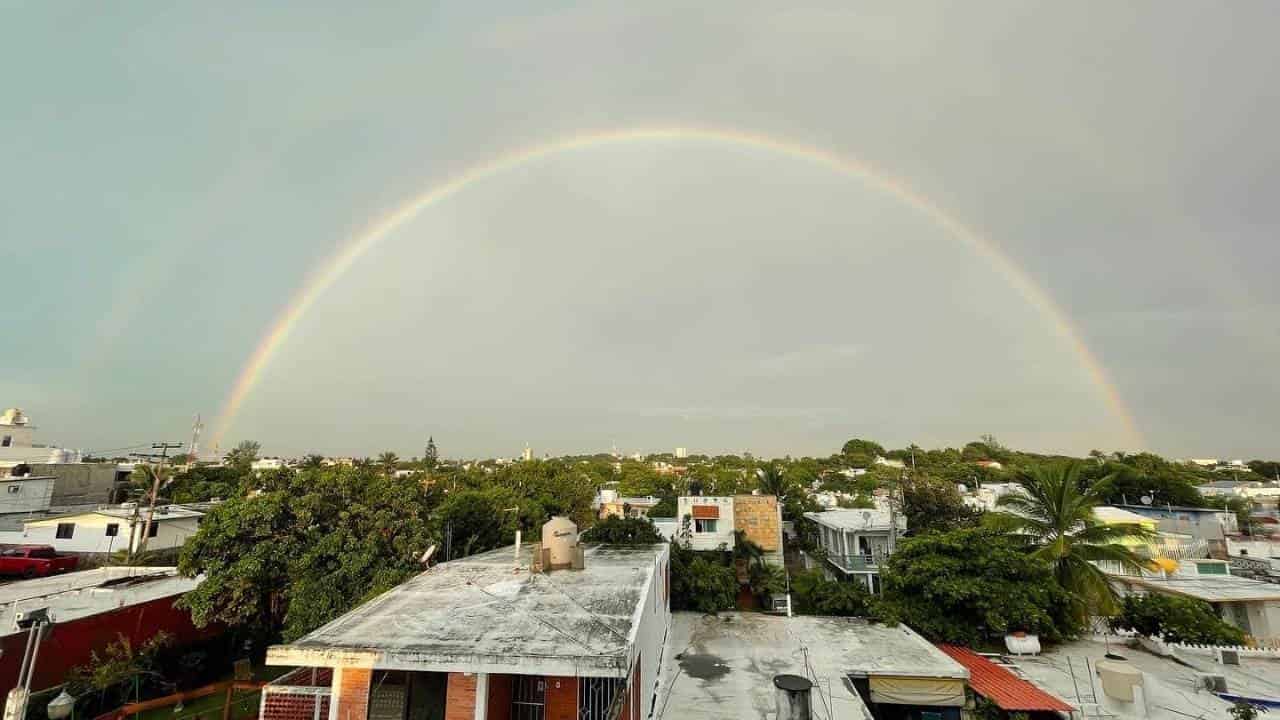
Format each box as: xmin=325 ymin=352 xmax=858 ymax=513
xmin=5 ymin=3 xmax=1279 ymax=459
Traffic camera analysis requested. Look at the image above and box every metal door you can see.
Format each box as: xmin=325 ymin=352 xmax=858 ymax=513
xmin=512 ymin=676 xmax=545 ymax=720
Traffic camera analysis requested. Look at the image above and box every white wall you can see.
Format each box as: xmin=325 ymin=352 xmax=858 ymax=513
xmin=19 ymin=514 xmax=201 ymax=554
xmin=676 ymin=496 xmax=734 ymax=551
xmin=628 ymin=545 xmax=671 ymax=720
xmin=0 ymin=476 xmax=54 ymax=514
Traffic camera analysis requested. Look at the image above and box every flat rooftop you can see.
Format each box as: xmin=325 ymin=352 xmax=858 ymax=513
xmin=0 ymin=566 xmax=201 ymax=636
xmin=656 ymin=612 xmax=966 ymax=720
xmin=267 ymin=543 xmax=667 ymax=678
xmin=1113 ymin=574 xmax=1280 ymax=602
xmin=804 ymin=509 xmax=902 ymax=532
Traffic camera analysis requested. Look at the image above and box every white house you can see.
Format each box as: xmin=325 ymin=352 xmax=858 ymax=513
xmin=0 ymin=504 xmax=204 ymax=556
xmin=677 ymin=496 xmax=736 ymax=551
xmin=805 ymin=508 xmax=906 ymax=592
xmin=0 ymin=408 xmax=82 ymax=468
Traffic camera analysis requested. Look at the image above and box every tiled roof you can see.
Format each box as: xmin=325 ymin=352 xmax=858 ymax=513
xmin=937 ymin=645 xmax=1075 ymax=712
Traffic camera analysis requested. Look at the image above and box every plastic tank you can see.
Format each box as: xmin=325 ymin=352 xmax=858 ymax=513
xmin=543 ymin=516 xmax=578 ymax=567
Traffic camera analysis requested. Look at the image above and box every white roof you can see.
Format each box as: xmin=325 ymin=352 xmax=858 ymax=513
xmin=25 ymin=504 xmax=204 ymax=525
xmin=0 ymin=566 xmax=201 ymax=636
xmin=1094 ymin=507 xmax=1157 ymax=524
xmin=1114 ymin=573 xmax=1280 ymax=602
xmin=805 ymin=508 xmax=903 ymax=532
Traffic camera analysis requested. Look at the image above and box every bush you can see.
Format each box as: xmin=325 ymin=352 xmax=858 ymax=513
xmin=669 ymin=542 xmax=737 ymax=613
xmin=791 ymin=571 xmax=875 ymax=616
xmin=586 ymin=516 xmax=665 ymax=544
xmin=1109 ymin=593 xmax=1247 ymax=646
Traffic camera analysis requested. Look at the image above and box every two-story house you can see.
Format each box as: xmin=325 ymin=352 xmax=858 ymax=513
xmin=805 ymin=508 xmax=905 ymax=593
xmin=668 ymin=495 xmax=785 ymax=566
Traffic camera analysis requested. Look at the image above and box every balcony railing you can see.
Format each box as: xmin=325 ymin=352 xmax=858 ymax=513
xmin=826 ymin=552 xmax=887 ymax=573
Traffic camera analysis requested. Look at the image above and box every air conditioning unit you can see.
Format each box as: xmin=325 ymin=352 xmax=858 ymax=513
xmin=1197 ymin=673 xmax=1228 ymax=693
xmin=1218 ymin=649 xmax=1241 ymax=666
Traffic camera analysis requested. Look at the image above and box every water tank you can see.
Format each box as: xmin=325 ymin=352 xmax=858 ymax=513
xmin=773 ymin=675 xmax=812 ymax=720
xmin=543 ymin=516 xmax=578 ymax=567
xmin=1096 ymin=659 xmax=1143 ymax=702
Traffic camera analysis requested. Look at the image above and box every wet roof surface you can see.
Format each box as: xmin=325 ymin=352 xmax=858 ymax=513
xmin=270 ymin=544 xmax=666 ymax=675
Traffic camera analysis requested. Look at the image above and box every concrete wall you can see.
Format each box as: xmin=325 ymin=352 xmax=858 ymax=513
xmin=677 ymin=496 xmax=734 ymax=551
xmin=629 ymin=544 xmax=671 ymax=719
xmin=33 ymin=463 xmax=128 ymax=505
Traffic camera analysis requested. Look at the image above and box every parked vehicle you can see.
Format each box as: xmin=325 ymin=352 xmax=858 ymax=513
xmin=0 ymin=545 xmax=79 ymax=578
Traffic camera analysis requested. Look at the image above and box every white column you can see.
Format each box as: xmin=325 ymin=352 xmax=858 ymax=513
xmin=473 ymin=673 xmax=488 ymax=720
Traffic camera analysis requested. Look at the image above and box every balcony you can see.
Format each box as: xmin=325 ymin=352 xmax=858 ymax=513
xmin=826 ymin=552 xmax=886 ymax=573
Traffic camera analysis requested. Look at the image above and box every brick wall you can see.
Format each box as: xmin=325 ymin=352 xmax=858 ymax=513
xmin=444 ymin=673 xmax=476 ymax=720
xmin=734 ymin=495 xmax=781 ymax=552
xmin=544 ymin=676 xmax=577 ymax=720
xmin=262 ymin=692 xmax=330 ymax=720
xmin=334 ymin=668 xmax=372 ymax=720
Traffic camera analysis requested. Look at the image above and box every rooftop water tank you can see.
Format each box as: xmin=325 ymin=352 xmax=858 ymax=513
xmin=543 ymin=516 xmax=578 ymax=567
xmin=1096 ymin=659 xmax=1143 ymax=702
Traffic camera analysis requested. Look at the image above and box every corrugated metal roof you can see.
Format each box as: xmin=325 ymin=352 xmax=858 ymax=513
xmin=937 ymin=645 xmax=1075 ymax=712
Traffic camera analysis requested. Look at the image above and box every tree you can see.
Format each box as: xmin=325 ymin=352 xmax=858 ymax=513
xmin=881 ymin=528 xmax=1079 ymax=644
xmin=668 ymin=541 xmax=737 ymax=614
xmin=435 ymin=488 xmax=522 ymax=560
xmin=841 ymin=439 xmax=885 ymax=467
xmin=378 ymin=451 xmax=400 ymax=477
xmin=424 ymin=437 xmax=439 ymax=471
xmin=225 ymin=441 xmax=261 ymax=472
xmin=586 ymin=516 xmax=664 ymax=544
xmin=1109 ymin=593 xmax=1246 ymax=645
xmin=756 ymin=464 xmax=791 ymax=500
xmin=67 ymin=632 xmax=175 ymax=708
xmin=992 ymin=462 xmax=1154 ymax=618
xmin=791 ymin=570 xmax=875 ymax=616
xmin=178 ymin=464 xmax=436 ymax=642
xmin=901 ymin=474 xmax=980 ymax=533
xmin=301 ymin=454 xmax=325 ymax=470
xmin=1230 ymin=701 xmax=1260 ymax=720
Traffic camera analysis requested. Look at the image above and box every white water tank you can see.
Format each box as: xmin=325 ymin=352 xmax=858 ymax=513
xmin=1096 ymin=659 xmax=1143 ymax=702
xmin=543 ymin=516 xmax=578 ymax=567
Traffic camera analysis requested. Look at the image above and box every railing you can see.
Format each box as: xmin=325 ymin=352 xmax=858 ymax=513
xmin=259 ymin=668 xmax=332 ymax=720
xmin=826 ymin=552 xmax=886 ymax=573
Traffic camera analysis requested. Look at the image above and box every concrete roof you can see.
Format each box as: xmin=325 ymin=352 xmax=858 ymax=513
xmin=656 ymin=613 xmax=966 ymax=720
xmin=1114 ymin=574 xmax=1280 ymax=602
xmin=1095 ymin=507 xmax=1159 ymax=525
xmin=0 ymin=566 xmax=201 ymax=637
xmin=804 ymin=509 xmax=903 ymax=532
xmin=267 ymin=543 xmax=667 ymax=678
xmin=24 ymin=504 xmax=205 ymax=524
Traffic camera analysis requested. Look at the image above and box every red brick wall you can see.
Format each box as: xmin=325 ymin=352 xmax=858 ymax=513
xmin=263 ymin=693 xmax=331 ymax=720
xmin=486 ymin=675 xmax=512 ymax=720
xmin=445 ymin=673 xmax=477 ymax=720
xmin=544 ymin=676 xmax=577 ymax=720
xmin=334 ymin=668 xmax=372 ymax=720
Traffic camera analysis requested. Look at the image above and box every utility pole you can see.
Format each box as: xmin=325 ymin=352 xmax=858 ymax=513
xmin=127 ymin=442 xmax=182 ymax=561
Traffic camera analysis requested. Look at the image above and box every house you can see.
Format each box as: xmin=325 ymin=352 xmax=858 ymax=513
xmin=252 ymin=457 xmax=286 ymax=471
xmin=593 ymin=487 xmax=662 ymax=520
xmin=874 ymin=456 xmax=906 ymax=469
xmin=0 ymin=504 xmax=204 ymax=556
xmin=1198 ymin=480 xmax=1280 ymax=499
xmin=659 ymin=612 xmax=969 ymax=720
xmin=0 ymin=409 xmax=82 ymax=468
xmin=670 ymin=495 xmax=784 ymax=565
xmin=1110 ymin=504 xmax=1238 ymax=558
xmin=262 ymin=520 xmax=669 ymax=720
xmin=961 ymin=481 xmax=1026 ymax=512
xmin=0 ymin=567 xmax=213 ymax=698
xmin=804 ymin=508 xmax=905 ymax=592
xmin=1105 ymin=560 xmax=1280 ymax=643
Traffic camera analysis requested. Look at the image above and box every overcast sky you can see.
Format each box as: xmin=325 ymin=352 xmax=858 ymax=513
xmin=4 ymin=2 xmax=1278 ymax=460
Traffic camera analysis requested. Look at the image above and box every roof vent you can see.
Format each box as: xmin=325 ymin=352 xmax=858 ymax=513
xmin=773 ymin=674 xmax=813 ymax=720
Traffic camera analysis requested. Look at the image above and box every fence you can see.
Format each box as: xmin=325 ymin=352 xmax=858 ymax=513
xmin=258 ymin=669 xmax=332 ymax=720
xmin=95 ymin=680 xmax=266 ymax=720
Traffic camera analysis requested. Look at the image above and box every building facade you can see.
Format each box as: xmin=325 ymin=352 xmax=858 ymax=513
xmin=804 ymin=508 xmax=905 ymax=592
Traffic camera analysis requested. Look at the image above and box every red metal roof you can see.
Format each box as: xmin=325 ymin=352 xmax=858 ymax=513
xmin=937 ymin=645 xmax=1075 ymax=712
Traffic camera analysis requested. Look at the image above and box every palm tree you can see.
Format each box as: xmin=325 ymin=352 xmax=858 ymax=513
xmin=378 ymin=451 xmax=400 ymax=477
xmin=756 ymin=464 xmax=790 ymax=501
xmin=992 ymin=462 xmax=1154 ymax=618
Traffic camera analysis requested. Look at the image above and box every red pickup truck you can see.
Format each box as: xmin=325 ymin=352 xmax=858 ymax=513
xmin=0 ymin=545 xmax=78 ymax=578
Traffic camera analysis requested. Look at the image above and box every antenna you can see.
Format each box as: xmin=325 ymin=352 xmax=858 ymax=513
xmin=189 ymin=415 xmax=204 ymax=460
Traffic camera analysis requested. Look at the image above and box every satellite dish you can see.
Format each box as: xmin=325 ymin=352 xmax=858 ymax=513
xmin=1140 ymin=495 xmax=1153 ymax=506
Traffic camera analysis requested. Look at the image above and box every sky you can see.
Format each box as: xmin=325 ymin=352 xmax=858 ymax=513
xmin=3 ymin=2 xmax=1278 ymax=461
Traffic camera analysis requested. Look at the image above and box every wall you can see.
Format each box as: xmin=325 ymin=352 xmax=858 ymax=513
xmin=628 ymin=545 xmax=671 ymax=719
xmin=33 ymin=463 xmax=126 ymax=505
xmin=443 ymin=673 xmax=475 ymax=720
xmin=0 ymin=476 xmax=54 ymax=514
xmin=20 ymin=514 xmax=201 ymax=555
xmin=732 ymin=495 xmax=781 ymax=552
xmin=0 ymin=592 xmax=217 ymax=697
xmin=333 ymin=668 xmax=373 ymax=720
xmin=677 ymin=496 xmax=734 ymax=551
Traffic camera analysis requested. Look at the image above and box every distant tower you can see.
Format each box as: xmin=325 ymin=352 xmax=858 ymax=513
xmin=189 ymin=414 xmax=204 ymax=460
xmin=675 ymin=447 xmax=688 ymax=459
xmin=522 ymin=444 xmax=533 ymax=462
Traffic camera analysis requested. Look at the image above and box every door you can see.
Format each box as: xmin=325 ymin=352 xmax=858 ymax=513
xmin=512 ymin=676 xmax=545 ymax=720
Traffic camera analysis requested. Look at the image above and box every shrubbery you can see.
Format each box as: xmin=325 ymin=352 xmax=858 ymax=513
xmin=1109 ymin=593 xmax=1247 ymax=646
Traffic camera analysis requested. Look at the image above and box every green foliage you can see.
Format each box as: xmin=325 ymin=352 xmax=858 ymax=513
xmin=1082 ymin=455 xmax=1207 ymax=507
xmin=224 ymin=440 xmax=261 ymax=473
xmin=165 ymin=464 xmax=245 ymax=503
xmin=882 ymin=528 xmax=1079 ymax=645
xmin=423 ymin=437 xmax=439 ymax=470
xmin=991 ymin=462 xmax=1153 ymax=618
xmin=901 ymin=474 xmax=980 ymax=533
xmin=178 ymin=465 xmax=436 ymax=642
xmin=649 ymin=495 xmax=677 ymax=517
xmin=747 ymin=562 xmax=786 ymax=600
xmin=841 ymin=438 xmax=885 ymax=464
xmin=1109 ymin=593 xmax=1247 ymax=646
xmin=791 ymin=571 xmax=874 ymax=616
xmin=837 ymin=494 xmax=876 ymax=509
xmin=586 ymin=516 xmax=665 ymax=544
xmin=1230 ymin=701 xmax=1260 ymax=720
xmin=669 ymin=542 xmax=737 ymax=613
xmin=66 ymin=632 xmax=175 ymax=706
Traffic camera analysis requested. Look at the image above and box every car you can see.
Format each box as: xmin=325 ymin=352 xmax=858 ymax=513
xmin=0 ymin=545 xmax=79 ymax=578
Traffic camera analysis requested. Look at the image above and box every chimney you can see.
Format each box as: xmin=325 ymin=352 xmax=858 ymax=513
xmin=773 ymin=675 xmax=812 ymax=720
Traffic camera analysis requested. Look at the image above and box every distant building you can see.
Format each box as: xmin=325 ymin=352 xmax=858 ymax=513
xmin=252 ymin=458 xmax=285 ymax=471
xmin=674 ymin=447 xmax=688 ymax=459
xmin=521 ymin=445 xmax=533 ymax=462
xmin=671 ymin=495 xmax=784 ymax=565
xmin=1187 ymin=458 xmax=1220 ymax=468
xmin=1106 ymin=560 xmax=1280 ymax=643
xmin=874 ymin=456 xmax=906 ymax=469
xmin=804 ymin=508 xmax=905 ymax=592
xmin=594 ymin=487 xmax=661 ymax=520
xmin=0 ymin=567 xmax=213 ymax=698
xmin=0 ymin=409 xmax=81 ymax=468
xmin=261 ymin=524 xmax=669 ymax=720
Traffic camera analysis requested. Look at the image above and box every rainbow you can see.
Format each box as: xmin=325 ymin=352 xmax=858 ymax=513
xmin=211 ymin=126 xmax=1143 ymax=448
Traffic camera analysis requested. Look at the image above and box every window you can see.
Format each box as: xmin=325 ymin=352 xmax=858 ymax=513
xmin=147 ymin=522 xmax=159 ymax=538
xmin=105 ymin=523 xmax=119 ymax=537
xmin=6 ymin=485 xmax=19 ymax=494
xmin=694 ymin=518 xmax=718 ymax=533
xmin=1 ymin=435 xmax=10 ymax=447
xmin=56 ymin=523 xmax=75 ymax=539
xmin=30 ymin=547 xmax=54 ymax=559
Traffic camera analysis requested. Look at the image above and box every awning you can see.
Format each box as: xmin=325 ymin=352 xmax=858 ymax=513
xmin=869 ymin=677 xmax=965 ymax=707
xmin=937 ymin=645 xmax=1075 ymax=712
xmin=691 ymin=505 xmax=719 ymax=519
